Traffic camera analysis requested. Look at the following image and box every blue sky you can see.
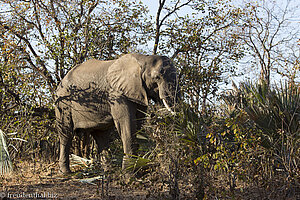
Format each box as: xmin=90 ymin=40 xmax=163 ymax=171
xmin=142 ymin=0 xmax=300 ymax=87
xmin=143 ymin=0 xmax=300 ymax=21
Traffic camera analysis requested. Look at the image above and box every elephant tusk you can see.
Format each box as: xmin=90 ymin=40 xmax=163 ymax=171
xmin=162 ymin=99 xmax=176 ymax=115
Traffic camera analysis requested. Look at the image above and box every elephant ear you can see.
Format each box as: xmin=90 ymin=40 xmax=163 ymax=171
xmin=107 ymin=54 xmax=148 ymax=106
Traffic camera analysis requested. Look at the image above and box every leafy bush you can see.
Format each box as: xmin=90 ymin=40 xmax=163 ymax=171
xmin=240 ymin=82 xmax=299 ymax=179
xmin=126 ymin=81 xmax=299 ymax=199
xmin=219 ymin=81 xmax=299 ymax=195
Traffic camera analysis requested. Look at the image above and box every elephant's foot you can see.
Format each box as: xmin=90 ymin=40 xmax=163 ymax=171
xmin=123 ymin=172 xmax=134 ymax=184
xmin=59 ymin=163 xmax=72 ymax=175
xmin=59 ymin=168 xmax=72 ymax=175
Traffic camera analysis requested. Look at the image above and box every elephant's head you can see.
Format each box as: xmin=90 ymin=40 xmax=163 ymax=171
xmin=107 ymin=53 xmax=179 ymax=112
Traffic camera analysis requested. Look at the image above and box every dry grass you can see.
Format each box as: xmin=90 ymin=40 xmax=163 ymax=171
xmin=0 ymin=159 xmax=299 ymax=199
xmin=0 ymin=160 xmax=153 ymax=200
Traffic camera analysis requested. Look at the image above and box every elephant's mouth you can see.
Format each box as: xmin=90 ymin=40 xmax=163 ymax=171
xmin=157 ymin=83 xmax=177 ymax=115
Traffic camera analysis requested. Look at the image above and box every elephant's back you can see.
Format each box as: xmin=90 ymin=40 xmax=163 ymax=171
xmin=70 ymin=59 xmax=114 ymax=73
xmin=59 ymin=59 xmax=115 ymax=92
xmin=68 ymin=59 xmax=113 ymax=83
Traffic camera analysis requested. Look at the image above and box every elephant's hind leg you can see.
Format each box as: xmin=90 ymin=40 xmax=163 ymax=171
xmin=59 ymin=134 xmax=72 ymax=174
xmin=56 ymin=104 xmax=73 ymax=174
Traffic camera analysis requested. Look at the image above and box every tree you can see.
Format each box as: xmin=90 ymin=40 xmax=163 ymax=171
xmin=0 ymin=0 xmax=151 ymax=159
xmin=152 ymin=0 xmax=245 ymax=113
xmin=240 ymin=0 xmax=300 ymax=87
xmin=153 ymin=0 xmax=193 ymax=55
xmin=0 ymin=0 xmax=151 ymax=96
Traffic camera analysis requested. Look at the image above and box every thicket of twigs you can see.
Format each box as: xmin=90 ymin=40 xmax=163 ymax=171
xmin=122 ymin=81 xmax=299 ymax=199
xmin=0 ymin=0 xmax=299 ymax=199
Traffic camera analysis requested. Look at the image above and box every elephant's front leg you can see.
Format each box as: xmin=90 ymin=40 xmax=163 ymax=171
xmin=110 ymin=97 xmax=138 ymax=170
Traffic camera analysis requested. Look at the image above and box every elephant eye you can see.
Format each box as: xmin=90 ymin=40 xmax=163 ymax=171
xmin=152 ymin=69 xmax=161 ymax=80
xmin=160 ymin=68 xmax=164 ymax=74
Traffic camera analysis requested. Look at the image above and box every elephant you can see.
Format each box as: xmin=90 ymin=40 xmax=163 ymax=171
xmin=55 ymin=53 xmax=179 ymax=174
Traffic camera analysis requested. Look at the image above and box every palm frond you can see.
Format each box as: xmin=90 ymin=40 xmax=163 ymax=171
xmin=124 ymin=154 xmax=153 ymax=172
xmin=0 ymin=129 xmax=13 ymax=174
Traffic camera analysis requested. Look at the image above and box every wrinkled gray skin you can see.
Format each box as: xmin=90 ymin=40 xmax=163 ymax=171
xmin=55 ymin=53 xmax=178 ymax=174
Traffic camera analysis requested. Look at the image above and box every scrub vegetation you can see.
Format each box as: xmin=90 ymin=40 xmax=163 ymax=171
xmin=0 ymin=0 xmax=299 ymax=199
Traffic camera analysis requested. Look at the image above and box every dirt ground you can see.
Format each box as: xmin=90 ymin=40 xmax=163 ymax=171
xmin=1 ymin=160 xmax=171 ymax=200
xmin=1 ymin=160 xmax=299 ymax=200
xmin=3 ymin=178 xmax=152 ymax=200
